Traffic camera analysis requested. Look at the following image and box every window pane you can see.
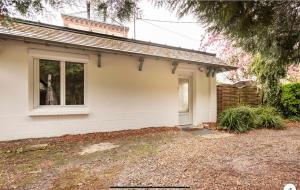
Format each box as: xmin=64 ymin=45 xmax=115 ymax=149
xmin=66 ymin=62 xmax=84 ymax=105
xmin=178 ymin=78 xmax=189 ymax=113
xmin=39 ymin=59 xmax=60 ymax=105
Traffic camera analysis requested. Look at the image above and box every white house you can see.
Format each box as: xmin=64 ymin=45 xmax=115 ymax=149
xmin=0 ymin=19 xmax=236 ymax=141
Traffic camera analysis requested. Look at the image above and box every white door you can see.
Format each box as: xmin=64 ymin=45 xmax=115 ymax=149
xmin=178 ymin=77 xmax=193 ymax=125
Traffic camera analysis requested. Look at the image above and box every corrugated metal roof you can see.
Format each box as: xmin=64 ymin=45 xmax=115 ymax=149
xmin=0 ymin=19 xmax=236 ymax=70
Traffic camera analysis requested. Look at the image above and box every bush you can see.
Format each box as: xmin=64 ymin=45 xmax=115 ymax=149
xmin=218 ymin=106 xmax=284 ymax=133
xmin=280 ymin=83 xmax=300 ymax=117
xmin=218 ymin=106 xmax=255 ymax=133
xmin=253 ymin=106 xmax=284 ymax=129
xmin=288 ymin=116 xmax=300 ymax=122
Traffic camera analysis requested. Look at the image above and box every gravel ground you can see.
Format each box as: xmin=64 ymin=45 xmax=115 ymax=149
xmin=0 ymin=125 xmax=299 ymax=189
xmin=116 ymin=126 xmax=300 ymax=189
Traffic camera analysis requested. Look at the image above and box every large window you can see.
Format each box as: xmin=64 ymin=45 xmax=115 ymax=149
xmin=34 ymin=59 xmax=85 ymax=107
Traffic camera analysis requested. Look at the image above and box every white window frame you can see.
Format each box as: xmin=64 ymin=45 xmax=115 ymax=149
xmin=28 ymin=49 xmax=89 ymax=116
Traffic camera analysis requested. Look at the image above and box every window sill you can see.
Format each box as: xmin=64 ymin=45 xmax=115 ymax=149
xmin=28 ymin=107 xmax=90 ymax=116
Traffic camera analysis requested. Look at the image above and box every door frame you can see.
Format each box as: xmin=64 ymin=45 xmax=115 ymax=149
xmin=178 ymin=73 xmax=193 ymax=125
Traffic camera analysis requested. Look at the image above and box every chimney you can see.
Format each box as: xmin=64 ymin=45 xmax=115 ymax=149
xmin=61 ymin=14 xmax=129 ymax=37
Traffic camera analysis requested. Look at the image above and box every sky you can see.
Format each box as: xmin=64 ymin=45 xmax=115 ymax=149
xmin=126 ymin=1 xmax=206 ymax=50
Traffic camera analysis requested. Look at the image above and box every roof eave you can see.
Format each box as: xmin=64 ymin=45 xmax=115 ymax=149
xmin=0 ymin=34 xmax=237 ymax=71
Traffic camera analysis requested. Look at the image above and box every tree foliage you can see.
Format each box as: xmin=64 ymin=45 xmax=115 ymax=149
xmin=163 ymin=1 xmax=300 ymax=62
xmin=0 ymin=0 xmax=138 ymax=21
xmin=280 ymin=82 xmax=300 ymax=117
xmin=96 ymin=0 xmax=137 ymax=21
xmin=199 ymin=32 xmax=253 ymax=83
xmin=251 ymin=53 xmax=286 ymax=106
xmin=0 ymin=0 xmax=63 ymax=18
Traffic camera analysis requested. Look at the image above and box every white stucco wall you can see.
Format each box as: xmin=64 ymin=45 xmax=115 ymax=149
xmin=177 ymin=65 xmax=217 ymax=126
xmin=0 ymin=40 xmax=216 ymax=141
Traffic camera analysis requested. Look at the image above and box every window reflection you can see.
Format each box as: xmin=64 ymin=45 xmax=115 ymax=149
xmin=178 ymin=78 xmax=189 ymax=113
xmin=66 ymin=62 xmax=84 ymax=105
xmin=39 ymin=59 xmax=60 ymax=105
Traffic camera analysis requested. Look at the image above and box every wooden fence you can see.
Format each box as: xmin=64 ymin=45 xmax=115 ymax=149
xmin=217 ymin=83 xmax=263 ymax=116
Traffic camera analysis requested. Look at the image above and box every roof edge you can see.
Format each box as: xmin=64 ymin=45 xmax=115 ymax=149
xmin=0 ymin=33 xmax=237 ymax=71
xmin=11 ymin=18 xmax=216 ymax=57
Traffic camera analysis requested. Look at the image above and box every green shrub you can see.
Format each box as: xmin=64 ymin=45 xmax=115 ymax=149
xmin=218 ymin=106 xmax=255 ymax=133
xmin=253 ymin=106 xmax=284 ymax=129
xmin=218 ymin=106 xmax=285 ymax=133
xmin=252 ymin=106 xmax=279 ymax=115
xmin=280 ymin=83 xmax=300 ymax=117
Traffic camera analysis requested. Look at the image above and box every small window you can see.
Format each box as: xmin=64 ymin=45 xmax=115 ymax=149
xmin=34 ymin=59 xmax=85 ymax=107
